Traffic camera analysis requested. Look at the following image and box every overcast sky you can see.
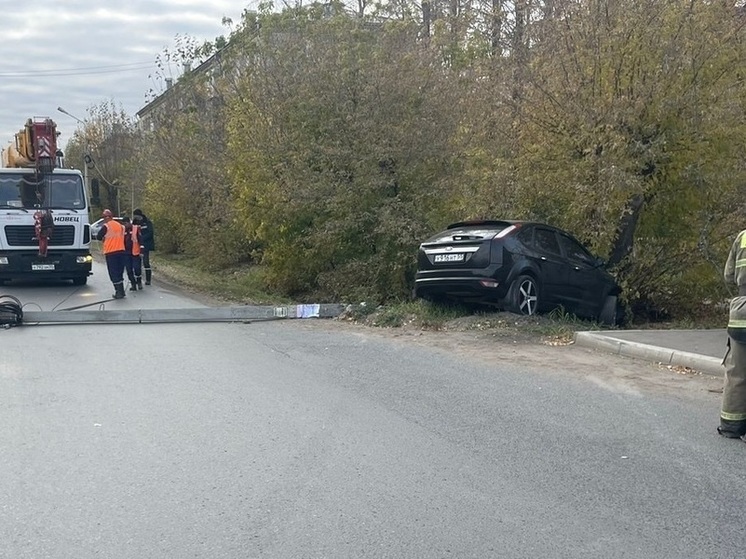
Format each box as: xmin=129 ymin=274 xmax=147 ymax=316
xmin=0 ymin=0 xmax=252 ymax=154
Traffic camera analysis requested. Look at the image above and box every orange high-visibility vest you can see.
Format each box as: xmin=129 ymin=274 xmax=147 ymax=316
xmin=130 ymin=224 xmax=141 ymax=256
xmin=102 ymin=219 xmax=125 ymax=254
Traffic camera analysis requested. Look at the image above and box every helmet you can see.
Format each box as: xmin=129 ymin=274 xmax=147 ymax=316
xmin=102 ymin=209 xmax=113 ymax=218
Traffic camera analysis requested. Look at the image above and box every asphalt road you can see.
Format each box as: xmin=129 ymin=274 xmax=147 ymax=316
xmin=0 ymin=262 xmax=743 ymax=558
xmin=0 ymin=259 xmax=205 ymax=313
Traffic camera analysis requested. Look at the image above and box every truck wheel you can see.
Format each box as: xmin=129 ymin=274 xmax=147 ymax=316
xmin=72 ymin=276 xmax=88 ymax=286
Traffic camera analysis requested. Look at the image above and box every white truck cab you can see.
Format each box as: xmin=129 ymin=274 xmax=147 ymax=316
xmin=0 ymin=167 xmax=92 ymax=285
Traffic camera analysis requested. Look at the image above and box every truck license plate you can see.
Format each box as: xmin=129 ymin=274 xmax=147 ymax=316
xmin=32 ymin=264 xmax=55 ymax=271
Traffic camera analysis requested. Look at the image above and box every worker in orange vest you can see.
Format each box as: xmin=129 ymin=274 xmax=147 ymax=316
xmin=96 ymin=209 xmax=127 ymax=299
xmin=122 ymin=216 xmax=143 ymax=291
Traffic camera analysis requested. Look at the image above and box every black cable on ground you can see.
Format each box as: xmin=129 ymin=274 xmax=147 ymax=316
xmin=0 ymin=295 xmax=23 ymax=327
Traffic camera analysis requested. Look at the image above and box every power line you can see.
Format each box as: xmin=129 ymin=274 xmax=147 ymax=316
xmin=0 ymin=61 xmax=156 ymax=78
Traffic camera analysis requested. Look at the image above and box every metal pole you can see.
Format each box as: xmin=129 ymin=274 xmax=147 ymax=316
xmin=83 ymin=155 xmax=88 ymax=198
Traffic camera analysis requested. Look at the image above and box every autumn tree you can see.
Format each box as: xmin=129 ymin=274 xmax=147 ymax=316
xmin=225 ymin=5 xmax=464 ymax=300
xmin=61 ymin=100 xmax=139 ymax=217
xmin=498 ymin=0 xmax=746 ymax=315
xmin=124 ymin=0 xmax=746 ymax=317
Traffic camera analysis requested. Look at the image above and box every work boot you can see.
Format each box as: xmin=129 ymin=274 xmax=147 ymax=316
xmin=718 ymin=419 xmax=746 ymax=438
xmin=145 ymin=269 xmax=152 ymax=285
xmin=718 ymin=427 xmax=744 ymax=439
xmin=136 ymin=276 xmax=143 ymax=290
xmin=129 ymin=283 xmax=138 ymax=292
xmin=112 ymin=282 xmax=126 ymax=299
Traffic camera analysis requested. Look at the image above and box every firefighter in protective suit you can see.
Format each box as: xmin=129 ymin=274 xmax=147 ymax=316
xmin=719 ymin=229 xmax=746 ymax=438
xmin=719 ymin=297 xmax=746 ymax=438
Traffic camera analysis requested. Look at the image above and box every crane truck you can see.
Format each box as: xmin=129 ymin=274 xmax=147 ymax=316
xmin=0 ymin=117 xmax=92 ymax=285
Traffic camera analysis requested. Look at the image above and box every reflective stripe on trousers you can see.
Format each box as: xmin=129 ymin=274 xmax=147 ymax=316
xmin=722 ymin=337 xmax=746 ymax=421
xmin=722 ymin=295 xmax=746 ymax=423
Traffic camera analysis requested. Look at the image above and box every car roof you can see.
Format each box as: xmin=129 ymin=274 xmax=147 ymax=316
xmin=445 ymin=219 xmax=586 ymax=242
xmin=446 ymin=219 xmax=549 ymax=230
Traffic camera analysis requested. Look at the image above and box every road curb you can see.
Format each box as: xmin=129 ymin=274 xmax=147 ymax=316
xmin=573 ymin=331 xmax=724 ymax=376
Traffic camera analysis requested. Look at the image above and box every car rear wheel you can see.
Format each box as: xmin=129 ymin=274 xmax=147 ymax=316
xmin=506 ymin=275 xmax=539 ymax=316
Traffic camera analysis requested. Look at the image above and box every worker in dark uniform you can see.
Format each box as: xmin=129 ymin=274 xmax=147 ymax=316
xmin=132 ymin=208 xmax=155 ymax=285
xmin=122 ymin=216 xmax=143 ymax=291
xmin=96 ymin=209 xmax=127 ymax=299
xmin=130 ymin=216 xmax=144 ymax=290
xmin=719 ymin=229 xmax=746 ymax=438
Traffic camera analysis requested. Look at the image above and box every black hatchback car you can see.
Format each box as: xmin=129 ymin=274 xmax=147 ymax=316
xmin=414 ymin=220 xmax=623 ymax=325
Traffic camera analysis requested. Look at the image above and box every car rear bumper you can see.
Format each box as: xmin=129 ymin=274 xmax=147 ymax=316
xmin=414 ymin=274 xmax=510 ymax=301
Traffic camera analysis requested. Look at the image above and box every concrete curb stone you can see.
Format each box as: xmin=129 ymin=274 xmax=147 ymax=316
xmin=573 ymin=331 xmax=724 ymax=376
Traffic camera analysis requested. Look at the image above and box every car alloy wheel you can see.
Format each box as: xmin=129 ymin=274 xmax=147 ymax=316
xmin=509 ymin=275 xmax=539 ymax=316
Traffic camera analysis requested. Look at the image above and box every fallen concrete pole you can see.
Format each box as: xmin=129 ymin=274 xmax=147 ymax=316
xmin=21 ymin=303 xmax=346 ymax=325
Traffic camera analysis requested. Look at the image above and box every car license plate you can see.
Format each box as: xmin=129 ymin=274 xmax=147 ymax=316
xmin=32 ymin=264 xmax=55 ymax=271
xmin=434 ymin=253 xmax=465 ymax=263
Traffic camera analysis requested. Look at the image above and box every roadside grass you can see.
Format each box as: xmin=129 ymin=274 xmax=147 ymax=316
xmin=151 ymin=254 xmax=292 ymax=305
xmin=342 ymin=299 xmax=606 ymax=343
xmin=628 ymin=310 xmax=726 ymax=330
xmin=343 ymin=299 xmax=479 ymax=329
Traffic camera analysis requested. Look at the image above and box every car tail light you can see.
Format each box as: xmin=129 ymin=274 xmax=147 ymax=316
xmin=480 ymin=280 xmax=499 ymax=288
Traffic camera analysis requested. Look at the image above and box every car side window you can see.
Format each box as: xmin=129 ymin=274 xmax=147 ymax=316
xmin=534 ymin=228 xmax=561 ymax=255
xmin=515 ymin=227 xmax=533 ymax=245
xmin=559 ymin=234 xmax=595 ymax=264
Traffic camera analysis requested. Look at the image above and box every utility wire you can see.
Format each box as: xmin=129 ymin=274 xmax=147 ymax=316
xmin=0 ymin=61 xmax=156 ymax=78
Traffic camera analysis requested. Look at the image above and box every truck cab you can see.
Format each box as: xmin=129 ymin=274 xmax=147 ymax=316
xmin=0 ymin=167 xmax=92 ymax=285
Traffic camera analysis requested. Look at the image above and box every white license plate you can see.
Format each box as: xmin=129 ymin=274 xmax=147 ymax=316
xmin=32 ymin=264 xmax=55 ymax=271
xmin=434 ymin=253 xmax=465 ymax=263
